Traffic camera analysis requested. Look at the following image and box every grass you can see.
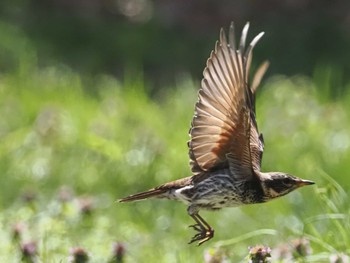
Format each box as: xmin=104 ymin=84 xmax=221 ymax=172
xmin=0 ymin=44 xmax=349 ymax=262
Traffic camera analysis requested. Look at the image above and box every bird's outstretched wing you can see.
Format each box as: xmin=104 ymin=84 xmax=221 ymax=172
xmin=188 ymin=22 xmax=267 ymax=179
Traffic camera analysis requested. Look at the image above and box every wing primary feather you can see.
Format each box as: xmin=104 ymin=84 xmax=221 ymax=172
xmin=239 ymin=22 xmax=250 ymax=56
xmin=251 ymin=61 xmax=270 ymax=94
xmin=209 ymin=53 xmax=234 ymax=106
xmin=201 ymin=75 xmax=231 ymax=112
xmin=227 ymin=26 xmax=241 ymax=96
xmin=228 ymin=22 xmax=236 ymax=51
xmin=203 ymin=72 xmax=231 ymax=109
xmin=243 ymin=32 xmax=264 ymax=85
xmin=216 ymin=48 xmax=235 ymax=101
xmin=244 ymin=32 xmax=265 ymax=66
xmin=206 ymin=57 xmax=233 ymax=107
xmin=218 ymin=39 xmax=237 ymax=102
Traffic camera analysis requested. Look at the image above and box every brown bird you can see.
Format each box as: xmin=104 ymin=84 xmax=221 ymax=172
xmin=119 ymin=22 xmax=314 ymax=245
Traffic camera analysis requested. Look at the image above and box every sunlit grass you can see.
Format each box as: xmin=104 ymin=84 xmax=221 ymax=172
xmin=0 ymin=53 xmax=349 ymax=262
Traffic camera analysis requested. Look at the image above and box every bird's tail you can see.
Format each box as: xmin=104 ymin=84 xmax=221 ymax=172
xmin=119 ymin=176 xmax=192 ymax=203
xmin=119 ymin=188 xmax=167 ymax=202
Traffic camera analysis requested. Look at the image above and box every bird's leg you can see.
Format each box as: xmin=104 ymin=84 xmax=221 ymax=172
xmin=188 ymin=213 xmax=214 ymax=245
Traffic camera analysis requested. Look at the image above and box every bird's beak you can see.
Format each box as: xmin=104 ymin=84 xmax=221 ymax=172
xmin=297 ymin=179 xmax=315 ymax=187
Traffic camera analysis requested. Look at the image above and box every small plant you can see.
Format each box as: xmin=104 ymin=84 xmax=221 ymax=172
xmin=109 ymin=242 xmax=126 ymax=263
xmin=68 ymin=247 xmax=90 ymax=263
xmin=20 ymin=241 xmax=37 ymax=263
xmin=248 ymin=245 xmax=271 ymax=263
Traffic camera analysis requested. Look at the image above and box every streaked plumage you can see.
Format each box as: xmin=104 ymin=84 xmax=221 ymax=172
xmin=120 ymin=22 xmax=314 ymax=245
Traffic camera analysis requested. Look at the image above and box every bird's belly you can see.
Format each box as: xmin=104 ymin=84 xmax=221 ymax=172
xmin=192 ymin=190 xmax=245 ymax=210
xmin=190 ymin=175 xmax=248 ymax=210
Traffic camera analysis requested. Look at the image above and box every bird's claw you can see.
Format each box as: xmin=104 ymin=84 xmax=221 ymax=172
xmin=188 ymin=225 xmax=214 ymax=245
xmin=189 ymin=223 xmax=202 ymax=232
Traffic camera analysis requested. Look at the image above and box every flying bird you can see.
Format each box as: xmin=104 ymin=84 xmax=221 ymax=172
xmin=119 ymin=22 xmax=314 ymax=245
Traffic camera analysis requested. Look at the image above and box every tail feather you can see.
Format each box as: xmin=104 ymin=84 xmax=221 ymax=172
xmin=119 ymin=188 xmax=166 ymax=202
xmin=119 ymin=176 xmax=193 ymax=203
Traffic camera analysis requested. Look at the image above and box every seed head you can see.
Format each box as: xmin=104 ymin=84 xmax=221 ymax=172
xmin=292 ymin=238 xmax=311 ymax=258
xmin=248 ymin=245 xmax=271 ymax=263
xmin=110 ymin=242 xmax=126 ymax=263
xmin=20 ymin=241 xmax=37 ymax=262
xmin=69 ymin=247 xmax=90 ymax=263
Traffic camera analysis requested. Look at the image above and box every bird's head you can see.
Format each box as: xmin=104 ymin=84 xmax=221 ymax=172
xmin=260 ymin=172 xmax=314 ymax=201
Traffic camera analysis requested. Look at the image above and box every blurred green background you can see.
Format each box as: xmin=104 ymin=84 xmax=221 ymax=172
xmin=0 ymin=1 xmax=349 ymax=262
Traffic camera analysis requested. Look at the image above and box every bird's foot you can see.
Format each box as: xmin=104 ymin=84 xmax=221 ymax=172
xmin=188 ymin=224 xmax=214 ymax=246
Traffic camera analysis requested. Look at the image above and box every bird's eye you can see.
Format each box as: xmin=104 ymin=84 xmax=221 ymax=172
xmin=282 ymin=178 xmax=292 ymax=186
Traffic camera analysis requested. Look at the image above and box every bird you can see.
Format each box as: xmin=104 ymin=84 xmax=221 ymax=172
xmin=119 ymin=22 xmax=315 ymax=246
